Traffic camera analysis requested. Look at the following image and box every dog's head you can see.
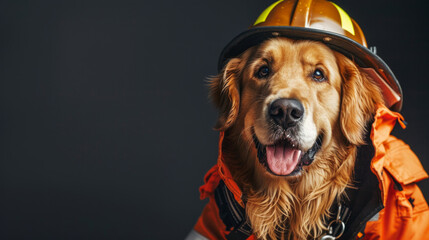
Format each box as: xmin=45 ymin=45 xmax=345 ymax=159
xmin=210 ymin=38 xmax=383 ymax=179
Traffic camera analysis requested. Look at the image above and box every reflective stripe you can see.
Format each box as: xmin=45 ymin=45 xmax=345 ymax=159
xmin=368 ymin=212 xmax=380 ymax=222
xmin=330 ymin=2 xmax=355 ymax=35
xmin=185 ymin=230 xmax=209 ymax=240
xmin=253 ymin=0 xmax=284 ymax=26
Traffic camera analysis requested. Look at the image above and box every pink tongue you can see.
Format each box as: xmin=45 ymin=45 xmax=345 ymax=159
xmin=266 ymin=144 xmax=302 ymax=175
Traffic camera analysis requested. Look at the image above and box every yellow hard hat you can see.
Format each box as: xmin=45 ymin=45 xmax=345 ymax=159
xmin=218 ymin=0 xmax=402 ymax=111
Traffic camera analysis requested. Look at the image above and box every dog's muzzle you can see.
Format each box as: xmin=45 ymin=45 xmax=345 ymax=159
xmin=251 ymin=98 xmax=322 ymax=176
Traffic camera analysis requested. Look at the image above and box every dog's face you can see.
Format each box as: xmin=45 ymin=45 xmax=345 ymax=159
xmin=244 ymin=39 xmax=342 ymax=177
xmin=210 ymin=37 xmax=384 ymax=239
xmin=211 ymin=37 xmax=383 ymax=180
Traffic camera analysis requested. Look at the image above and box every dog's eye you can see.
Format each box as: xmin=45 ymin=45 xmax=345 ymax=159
xmin=312 ymin=69 xmax=326 ymax=82
xmin=256 ymin=66 xmax=270 ymax=79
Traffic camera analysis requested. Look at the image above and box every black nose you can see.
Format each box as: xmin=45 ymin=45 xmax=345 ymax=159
xmin=269 ymin=98 xmax=304 ymax=129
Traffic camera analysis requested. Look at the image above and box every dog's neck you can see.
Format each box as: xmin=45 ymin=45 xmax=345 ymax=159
xmin=221 ymin=130 xmax=357 ymax=240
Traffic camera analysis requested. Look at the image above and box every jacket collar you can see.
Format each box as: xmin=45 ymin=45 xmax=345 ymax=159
xmin=217 ymin=131 xmax=245 ymax=206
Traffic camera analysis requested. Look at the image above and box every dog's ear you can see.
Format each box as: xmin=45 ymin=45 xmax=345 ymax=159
xmin=209 ymin=58 xmax=242 ymax=131
xmin=335 ymin=53 xmax=384 ymax=145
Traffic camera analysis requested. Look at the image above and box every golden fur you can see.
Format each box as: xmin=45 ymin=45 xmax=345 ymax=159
xmin=209 ymin=38 xmax=384 ymax=239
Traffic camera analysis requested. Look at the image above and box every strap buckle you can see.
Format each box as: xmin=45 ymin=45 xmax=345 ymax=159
xmin=319 ymin=203 xmax=346 ymax=240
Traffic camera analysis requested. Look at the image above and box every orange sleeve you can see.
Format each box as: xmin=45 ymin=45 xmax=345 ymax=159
xmin=365 ymin=128 xmax=429 ymax=239
xmin=364 ymin=170 xmax=429 ymax=239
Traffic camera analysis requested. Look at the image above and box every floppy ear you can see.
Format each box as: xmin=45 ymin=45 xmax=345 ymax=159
xmin=209 ymin=58 xmax=242 ymax=131
xmin=335 ymin=53 xmax=384 ymax=145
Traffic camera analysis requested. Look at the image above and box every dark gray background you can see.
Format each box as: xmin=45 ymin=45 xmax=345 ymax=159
xmin=0 ymin=0 xmax=427 ymax=239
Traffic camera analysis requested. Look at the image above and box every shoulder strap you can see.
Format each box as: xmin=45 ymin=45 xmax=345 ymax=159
xmin=214 ymin=181 xmax=253 ymax=240
xmin=336 ymin=127 xmax=384 ymax=239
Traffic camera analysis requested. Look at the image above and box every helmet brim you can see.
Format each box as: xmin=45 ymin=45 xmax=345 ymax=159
xmin=218 ymin=26 xmax=402 ymax=111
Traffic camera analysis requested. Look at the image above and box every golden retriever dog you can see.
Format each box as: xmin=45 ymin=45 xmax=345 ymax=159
xmin=209 ymin=37 xmax=384 ymax=239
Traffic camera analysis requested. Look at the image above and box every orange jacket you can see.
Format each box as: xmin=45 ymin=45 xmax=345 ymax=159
xmin=189 ymin=106 xmax=429 ymax=240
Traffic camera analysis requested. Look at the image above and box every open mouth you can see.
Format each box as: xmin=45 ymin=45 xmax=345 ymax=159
xmin=252 ymin=128 xmax=323 ymax=176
